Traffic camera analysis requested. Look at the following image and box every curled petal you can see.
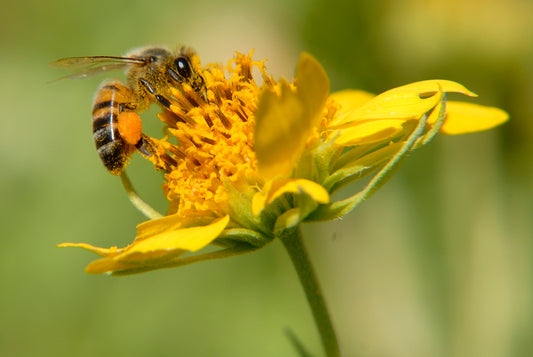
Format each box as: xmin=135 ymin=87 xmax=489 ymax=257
xmin=440 ymin=101 xmax=509 ymax=135
xmin=330 ymin=80 xmax=476 ymax=128
xmin=330 ymin=84 xmax=443 ymax=128
xmin=329 ymin=80 xmax=485 ymax=146
xmin=385 ymin=79 xmax=477 ymax=97
xmin=331 ymin=90 xmax=442 ymax=146
xmin=252 ymin=178 xmax=330 ymax=216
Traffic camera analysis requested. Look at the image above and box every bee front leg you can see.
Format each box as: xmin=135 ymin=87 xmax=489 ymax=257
xmin=138 ymin=78 xmax=172 ymax=109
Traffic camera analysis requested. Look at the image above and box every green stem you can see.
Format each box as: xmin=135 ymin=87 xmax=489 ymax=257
xmin=120 ymin=172 xmax=163 ymax=220
xmin=279 ymin=226 xmax=340 ymax=357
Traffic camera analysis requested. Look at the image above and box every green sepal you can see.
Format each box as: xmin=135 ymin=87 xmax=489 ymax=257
xmin=324 ymin=141 xmax=404 ymax=193
xmin=305 ymin=194 xmax=364 ymax=222
xmin=215 ymin=228 xmax=273 ymax=248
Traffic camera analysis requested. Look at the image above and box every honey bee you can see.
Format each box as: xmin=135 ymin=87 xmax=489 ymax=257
xmin=51 ymin=46 xmax=205 ymax=175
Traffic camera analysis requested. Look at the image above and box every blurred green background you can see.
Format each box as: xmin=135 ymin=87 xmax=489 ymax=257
xmin=1 ymin=0 xmax=531 ymax=356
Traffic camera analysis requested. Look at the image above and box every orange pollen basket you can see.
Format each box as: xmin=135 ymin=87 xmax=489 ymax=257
xmin=118 ymin=111 xmax=143 ymax=146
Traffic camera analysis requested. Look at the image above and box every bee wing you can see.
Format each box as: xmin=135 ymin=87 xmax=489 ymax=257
xmin=49 ymin=56 xmax=146 ymax=81
xmin=52 ymin=63 xmax=130 ymax=81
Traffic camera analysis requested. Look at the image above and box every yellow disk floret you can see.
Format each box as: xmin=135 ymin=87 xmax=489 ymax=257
xmin=149 ymin=52 xmax=270 ymax=217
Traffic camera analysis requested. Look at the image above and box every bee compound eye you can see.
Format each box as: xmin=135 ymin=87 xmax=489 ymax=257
xmin=174 ymin=57 xmax=192 ymax=79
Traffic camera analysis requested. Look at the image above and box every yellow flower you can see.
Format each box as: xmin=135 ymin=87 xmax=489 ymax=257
xmin=59 ymin=51 xmax=508 ymax=275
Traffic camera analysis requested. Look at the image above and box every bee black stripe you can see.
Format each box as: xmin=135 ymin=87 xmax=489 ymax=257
xmin=97 ymin=140 xmax=125 ymax=156
xmin=93 ymin=127 xmax=120 ymax=146
xmin=92 ymin=113 xmax=117 ymax=132
xmin=92 ymin=100 xmax=118 ymax=114
xmin=97 ymin=141 xmax=127 ymax=173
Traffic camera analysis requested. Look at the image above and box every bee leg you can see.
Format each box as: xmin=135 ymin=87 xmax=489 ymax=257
xmin=138 ymin=78 xmax=172 ymax=109
xmin=198 ymin=75 xmax=209 ymax=103
xmin=135 ymin=134 xmax=155 ymax=157
xmin=135 ymin=134 xmax=176 ymax=173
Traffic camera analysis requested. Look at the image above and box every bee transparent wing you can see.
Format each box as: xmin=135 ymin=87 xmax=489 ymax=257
xmin=52 ymin=63 xmax=130 ymax=81
xmin=50 ymin=56 xmax=146 ymax=81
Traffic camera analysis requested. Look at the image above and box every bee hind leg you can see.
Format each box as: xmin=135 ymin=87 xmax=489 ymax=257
xmin=135 ymin=134 xmax=176 ymax=173
xmin=135 ymin=135 xmax=155 ymax=157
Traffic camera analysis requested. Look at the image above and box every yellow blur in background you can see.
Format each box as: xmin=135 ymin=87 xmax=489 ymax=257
xmin=1 ymin=0 xmax=531 ymax=356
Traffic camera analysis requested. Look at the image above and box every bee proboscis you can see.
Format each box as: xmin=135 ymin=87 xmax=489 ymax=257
xmin=51 ymin=46 xmax=205 ymax=175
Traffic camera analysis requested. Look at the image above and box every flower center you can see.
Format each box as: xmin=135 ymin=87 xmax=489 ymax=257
xmin=150 ymin=52 xmax=269 ymax=216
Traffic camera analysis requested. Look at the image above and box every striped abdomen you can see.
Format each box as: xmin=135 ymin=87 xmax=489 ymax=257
xmin=92 ymin=81 xmax=136 ymax=175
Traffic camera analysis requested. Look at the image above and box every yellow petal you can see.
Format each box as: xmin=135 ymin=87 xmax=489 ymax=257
xmin=296 ymin=53 xmax=331 ymax=117
xmin=330 ymin=80 xmax=476 ymax=128
xmin=331 ymin=86 xmax=443 ymax=128
xmin=330 ymin=89 xmax=375 ymax=114
xmin=60 ymin=216 xmax=230 ymax=274
xmin=254 ymin=81 xmax=303 ymax=178
xmin=135 ymin=213 xmax=201 ymax=241
xmin=386 ymin=79 xmax=477 ymax=97
xmin=333 ymin=119 xmax=406 ymax=146
xmin=57 ymin=242 xmax=124 ymax=257
xmin=252 ymin=178 xmax=330 ymax=216
xmin=255 ymin=53 xmax=329 ymax=179
xmin=274 ymin=207 xmax=304 ymax=233
xmin=426 ymin=99 xmax=445 ymax=126
xmin=440 ymin=101 xmax=509 ymax=135
xmin=125 ymin=215 xmax=230 ymax=254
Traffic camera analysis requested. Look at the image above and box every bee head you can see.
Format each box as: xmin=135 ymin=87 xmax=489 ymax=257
xmin=168 ymin=56 xmax=194 ymax=82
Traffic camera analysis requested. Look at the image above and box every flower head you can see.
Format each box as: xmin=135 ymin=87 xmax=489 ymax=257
xmin=60 ymin=51 xmax=508 ymax=275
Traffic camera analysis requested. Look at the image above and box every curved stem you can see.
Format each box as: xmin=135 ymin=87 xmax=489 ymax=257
xmin=279 ymin=227 xmax=340 ymax=357
xmin=120 ymin=172 xmax=164 ymax=220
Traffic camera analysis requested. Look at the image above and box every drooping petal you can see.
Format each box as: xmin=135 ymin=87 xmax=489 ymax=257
xmin=255 ymin=53 xmax=330 ymax=179
xmin=440 ymin=101 xmax=509 ymax=135
xmin=59 ymin=215 xmax=230 ymax=274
